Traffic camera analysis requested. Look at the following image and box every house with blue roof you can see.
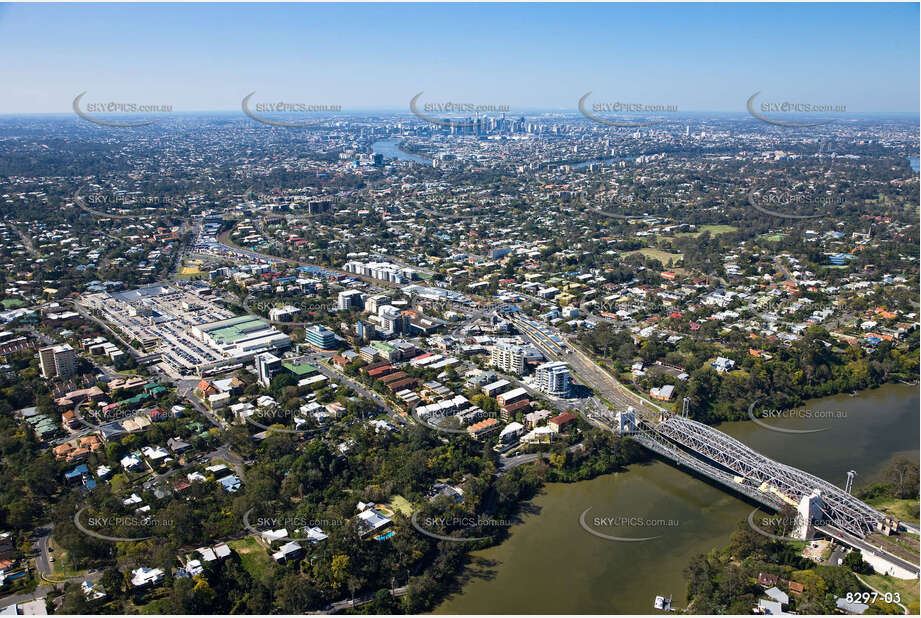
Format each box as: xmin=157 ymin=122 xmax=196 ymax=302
xmin=64 ymin=464 xmax=89 ymax=484
xmin=219 ymin=475 xmax=241 ymax=492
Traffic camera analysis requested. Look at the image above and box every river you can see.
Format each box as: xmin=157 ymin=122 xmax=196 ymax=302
xmin=570 ymin=156 xmax=633 ymax=170
xmin=371 ymin=138 xmax=431 ymax=165
xmin=434 ymin=384 xmax=919 ymax=614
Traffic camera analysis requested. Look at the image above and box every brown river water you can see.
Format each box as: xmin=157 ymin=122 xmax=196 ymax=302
xmin=433 ymin=384 xmax=919 ymax=614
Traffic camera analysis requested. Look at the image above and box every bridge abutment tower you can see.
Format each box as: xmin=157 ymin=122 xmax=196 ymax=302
xmin=794 ymin=489 xmax=824 ymax=540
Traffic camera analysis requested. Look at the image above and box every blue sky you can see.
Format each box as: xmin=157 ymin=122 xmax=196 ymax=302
xmin=0 ymin=2 xmax=918 ymax=114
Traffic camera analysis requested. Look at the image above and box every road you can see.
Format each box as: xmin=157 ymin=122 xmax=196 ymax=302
xmin=306 ymin=586 xmax=409 ymax=614
xmin=33 ymin=525 xmax=52 ymax=578
xmin=294 ymin=352 xmax=408 ymax=426
xmin=0 ymin=528 xmax=104 ymax=610
xmin=176 ymin=379 xmax=230 ymax=430
xmin=498 ymin=452 xmax=541 ymax=471
xmin=773 ymin=255 xmax=795 ymax=284
xmin=506 ymin=312 xmax=661 ymax=417
xmin=816 ymin=525 xmax=920 ymax=578
xmin=497 ymin=443 xmax=585 ymax=474
xmin=142 ymin=443 xmax=245 ymax=490
xmin=66 ymin=298 xmax=142 ymax=363
xmin=27 ymin=328 xmax=55 ymax=347
xmin=10 ymin=224 xmax=39 ymax=258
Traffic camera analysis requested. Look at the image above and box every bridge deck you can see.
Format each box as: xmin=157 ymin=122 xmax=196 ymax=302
xmin=632 ymin=430 xmax=782 ymax=509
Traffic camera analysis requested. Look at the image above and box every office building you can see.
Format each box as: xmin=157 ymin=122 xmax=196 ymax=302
xmin=39 ymin=344 xmax=76 ymax=379
xmin=305 ymin=325 xmax=337 ymax=350
xmin=255 ymin=352 xmax=283 ymax=388
xmin=355 ymin=320 xmax=375 ymax=342
xmin=268 ymin=306 xmax=300 ymax=322
xmin=535 ymin=361 xmax=571 ymax=397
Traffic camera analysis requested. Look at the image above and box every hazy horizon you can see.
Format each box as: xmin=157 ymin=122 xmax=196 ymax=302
xmin=0 ymin=2 xmax=918 ymax=115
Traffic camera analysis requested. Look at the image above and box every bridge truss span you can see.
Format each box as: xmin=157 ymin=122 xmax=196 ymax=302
xmin=646 ymin=415 xmax=887 ymax=538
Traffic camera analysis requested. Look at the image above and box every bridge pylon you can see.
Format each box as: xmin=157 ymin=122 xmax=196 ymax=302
xmin=845 ymin=470 xmax=857 ymax=495
xmin=616 ymin=408 xmax=637 ymax=434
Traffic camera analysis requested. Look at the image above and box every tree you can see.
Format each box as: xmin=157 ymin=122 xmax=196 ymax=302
xmin=330 ymin=554 xmax=351 ymax=590
xmin=548 ymin=451 xmax=567 ymax=469
xmin=100 ymin=567 xmax=124 ymax=598
xmin=842 ymin=550 xmax=872 ymax=574
xmin=884 ymin=457 xmax=919 ymax=499
xmin=58 ymin=583 xmax=90 ymax=614
xmin=275 ymin=574 xmax=322 ymax=613
xmin=727 ymin=519 xmax=770 ymax=559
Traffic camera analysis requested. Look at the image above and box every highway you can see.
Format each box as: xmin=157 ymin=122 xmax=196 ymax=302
xmin=506 ymin=312 xmax=662 ymax=416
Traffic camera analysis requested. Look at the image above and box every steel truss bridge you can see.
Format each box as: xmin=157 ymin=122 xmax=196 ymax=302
xmin=630 ymin=414 xmax=888 ymax=539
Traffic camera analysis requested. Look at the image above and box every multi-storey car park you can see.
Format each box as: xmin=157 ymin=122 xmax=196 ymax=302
xmin=79 ymin=283 xmax=290 ymax=378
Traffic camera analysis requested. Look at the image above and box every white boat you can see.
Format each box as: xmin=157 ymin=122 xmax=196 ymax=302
xmin=654 ymin=595 xmax=673 ymax=611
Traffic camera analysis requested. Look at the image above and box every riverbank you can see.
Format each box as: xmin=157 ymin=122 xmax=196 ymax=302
xmin=432 ymin=383 xmax=919 ymax=614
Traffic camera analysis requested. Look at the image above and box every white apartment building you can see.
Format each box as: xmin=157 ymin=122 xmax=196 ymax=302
xmin=535 ymin=361 xmax=571 ymax=397
xmin=39 ymin=344 xmax=76 ymax=379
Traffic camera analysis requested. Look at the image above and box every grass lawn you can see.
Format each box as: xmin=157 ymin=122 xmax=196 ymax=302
xmin=388 ymin=495 xmax=414 ymax=516
xmin=629 ymin=248 xmax=684 ymax=265
xmin=759 ymin=233 xmax=786 ymax=242
xmin=109 ymin=473 xmax=132 ymax=492
xmin=172 ymin=271 xmax=203 ymax=280
xmin=49 ymin=544 xmax=87 ymax=580
xmin=676 ymin=224 xmax=738 ymax=238
xmin=858 ymin=573 xmax=920 ymax=611
xmin=866 ymin=497 xmax=920 ymax=524
xmin=135 ymin=589 xmax=172 ymax=614
xmin=228 ymin=536 xmax=275 ymax=584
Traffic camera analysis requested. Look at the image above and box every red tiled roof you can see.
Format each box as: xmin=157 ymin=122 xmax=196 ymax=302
xmin=550 ymin=412 xmax=576 ymax=426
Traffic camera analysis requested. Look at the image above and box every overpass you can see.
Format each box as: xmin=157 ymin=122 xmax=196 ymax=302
xmin=629 ymin=414 xmax=890 ymax=540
